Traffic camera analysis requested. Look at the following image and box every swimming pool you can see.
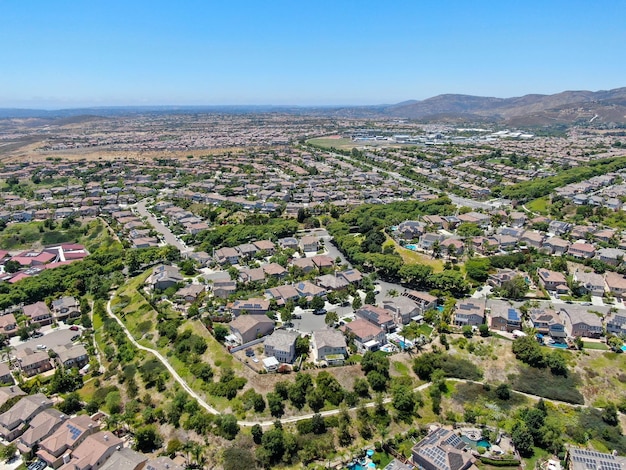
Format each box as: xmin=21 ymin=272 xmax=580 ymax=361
xmin=547 ymin=342 xmax=568 ymax=349
xmin=405 ymin=244 xmax=418 ymax=251
xmin=460 ymin=435 xmax=491 ymax=449
xmin=621 ymin=345 xmax=626 ymax=352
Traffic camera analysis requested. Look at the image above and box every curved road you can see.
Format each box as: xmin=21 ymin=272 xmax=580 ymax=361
xmin=106 ymin=301 xmax=614 ymax=427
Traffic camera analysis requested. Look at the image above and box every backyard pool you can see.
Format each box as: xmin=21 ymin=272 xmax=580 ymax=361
xmin=621 ymin=345 xmax=626 ymax=352
xmin=460 ymin=435 xmax=491 ymax=449
xmin=405 ymin=244 xmax=418 ymax=251
xmin=547 ymin=342 xmax=568 ymax=349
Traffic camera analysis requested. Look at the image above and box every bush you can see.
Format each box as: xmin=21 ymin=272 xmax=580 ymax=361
xmin=512 ymin=366 xmax=583 ymax=404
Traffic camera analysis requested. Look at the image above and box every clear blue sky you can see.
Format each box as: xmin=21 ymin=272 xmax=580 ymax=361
xmin=1 ymin=0 xmax=625 ymax=108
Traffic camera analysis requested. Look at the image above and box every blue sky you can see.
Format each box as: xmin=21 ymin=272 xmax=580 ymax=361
xmin=1 ymin=1 xmax=625 ymax=108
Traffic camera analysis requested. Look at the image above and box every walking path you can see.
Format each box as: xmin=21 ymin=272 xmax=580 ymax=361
xmin=106 ymin=300 xmax=611 ymax=427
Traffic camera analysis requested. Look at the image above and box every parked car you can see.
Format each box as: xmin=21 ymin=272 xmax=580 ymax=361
xmin=71 ymin=335 xmax=80 ymax=342
xmin=32 ymin=332 xmax=43 ymax=338
xmin=69 ymin=325 xmax=79 ymax=331
xmin=245 ymin=348 xmax=254 ymax=357
xmin=36 ymin=344 xmax=47 ymax=350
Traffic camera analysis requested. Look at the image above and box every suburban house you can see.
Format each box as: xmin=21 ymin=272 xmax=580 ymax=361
xmin=338 ymin=269 xmax=363 ymax=286
xmin=560 ymin=307 xmax=603 ymax=338
xmin=262 ymin=263 xmax=288 ymax=278
xmin=0 ymin=363 xmax=13 ymax=384
xmin=396 ymin=220 xmax=425 ymax=239
xmin=55 ymin=343 xmax=89 ymax=370
xmin=23 ymin=301 xmax=53 ymax=327
xmin=311 ymin=255 xmax=334 ymax=270
xmin=341 ymin=319 xmax=386 ymax=353
xmin=530 ymin=308 xmax=567 ymax=340
xmin=236 ymin=243 xmax=258 ymax=259
xmin=229 ymin=315 xmax=274 ymax=344
xmin=488 ymin=268 xmax=524 ymax=287
xmin=0 ymin=393 xmax=53 ymax=442
xmin=175 ymin=284 xmax=205 ymax=303
xmin=488 ymin=300 xmax=522 ymax=332
xmin=37 ymin=415 xmax=100 ymax=469
xmin=311 ymin=329 xmax=347 ymax=364
xmin=214 ymin=247 xmax=240 ymax=265
xmin=253 ymin=240 xmax=276 ymax=254
xmin=294 ymin=280 xmax=326 ymax=299
xmin=542 ymin=236 xmax=570 ymax=255
xmin=16 ymin=348 xmax=53 ymax=377
xmin=266 ymin=285 xmax=300 ymax=304
xmin=0 ymin=313 xmax=18 ymax=337
xmin=16 ymin=408 xmax=66 ymax=455
xmin=604 ymin=272 xmax=626 ymax=298
xmin=402 ymin=290 xmax=437 ymax=316
xmin=148 ymin=265 xmax=183 ymax=290
xmin=411 ymin=427 xmax=475 ymax=470
xmin=520 ymin=231 xmax=544 ymax=249
xmin=212 ymin=280 xmax=237 ymax=299
xmin=382 ymin=297 xmax=419 ymax=326
xmin=231 ymin=298 xmax=270 ymax=316
xmin=278 ymin=237 xmax=299 ymax=250
xmin=537 ymin=269 xmax=568 ymax=294
xmin=300 ymin=236 xmax=319 ymax=252
xmin=59 ymin=431 xmax=123 ymax=470
xmin=0 ymin=386 xmax=25 ymax=409
xmin=99 ymin=448 xmax=148 ymax=470
xmin=291 ymin=257 xmax=316 ymax=273
xmin=568 ymin=242 xmax=596 ymax=259
xmin=143 ymin=456 xmax=185 ymax=470
xmin=263 ymin=330 xmax=299 ymax=363
xmin=567 ymin=446 xmax=626 ymax=470
xmin=605 ymin=312 xmax=626 ymax=336
xmin=316 ymin=274 xmax=349 ymax=291
xmin=596 ymin=247 xmax=626 ymax=266
xmin=239 ymin=268 xmax=265 ymax=284
xmin=355 ymin=305 xmax=395 ymax=331
xmin=51 ymin=297 xmax=80 ymax=322
xmin=453 ymin=299 xmax=486 ymax=327
xmin=573 ymin=269 xmax=605 ymax=296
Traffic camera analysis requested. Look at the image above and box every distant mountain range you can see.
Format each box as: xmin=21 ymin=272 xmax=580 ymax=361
xmin=2 ymin=87 xmax=626 ymax=126
xmin=376 ymin=87 xmax=626 ymax=126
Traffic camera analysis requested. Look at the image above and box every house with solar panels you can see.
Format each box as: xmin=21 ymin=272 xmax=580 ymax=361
xmin=566 ymin=446 xmax=626 ymax=470
xmin=37 ymin=415 xmax=100 ymax=468
xmin=411 ymin=427 xmax=476 ymax=470
xmin=488 ymin=300 xmax=522 ymax=332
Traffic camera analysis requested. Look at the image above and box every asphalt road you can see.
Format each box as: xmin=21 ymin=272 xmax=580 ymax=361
xmin=134 ymin=199 xmax=190 ymax=254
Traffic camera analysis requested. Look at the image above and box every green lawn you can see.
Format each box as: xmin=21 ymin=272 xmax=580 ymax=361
xmin=583 ymin=342 xmax=609 ymax=351
xmin=307 ymin=137 xmax=357 ymax=150
xmin=526 ymin=197 xmax=549 ymax=214
xmin=394 ymin=243 xmax=445 ymax=272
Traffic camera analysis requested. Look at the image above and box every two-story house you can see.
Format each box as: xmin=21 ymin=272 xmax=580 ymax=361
xmin=311 ymin=329 xmax=347 ymax=364
xmin=453 ymin=299 xmax=486 ymax=327
xmin=263 ymin=330 xmax=299 ymax=364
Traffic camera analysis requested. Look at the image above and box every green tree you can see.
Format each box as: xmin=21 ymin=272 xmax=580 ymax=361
xmin=352 ymin=295 xmax=362 ymax=310
xmin=511 ymin=422 xmax=534 ymax=457
xmin=495 ymin=383 xmax=511 ymax=400
xmin=267 ymin=392 xmax=284 ymax=418
xmin=310 ymin=296 xmax=325 ymax=312
xmin=133 ymin=425 xmax=163 ymax=452
xmin=465 ymin=258 xmax=491 ymax=283
xmin=325 ymin=310 xmax=338 ymax=326
xmin=0 ymin=443 xmax=16 ymax=463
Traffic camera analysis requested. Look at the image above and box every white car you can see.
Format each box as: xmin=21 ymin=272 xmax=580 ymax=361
xmin=36 ymin=344 xmax=47 ymax=350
